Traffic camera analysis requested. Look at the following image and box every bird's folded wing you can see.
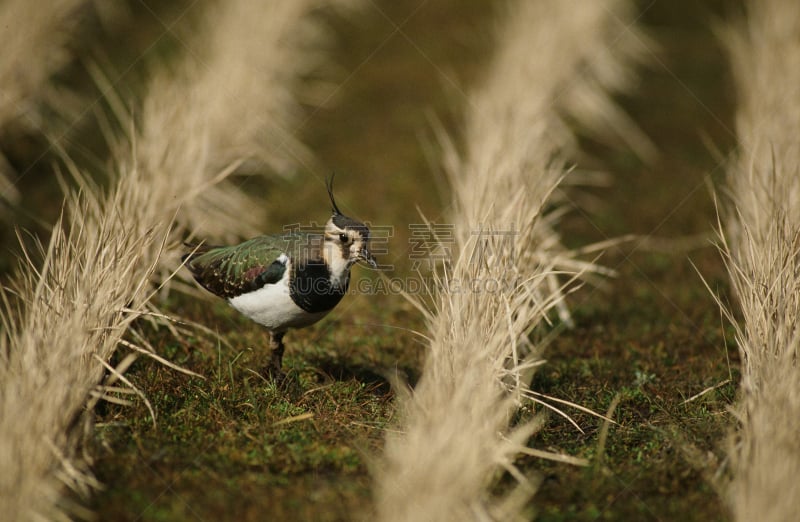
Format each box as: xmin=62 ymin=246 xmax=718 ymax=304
xmin=185 ymin=235 xmax=298 ymax=298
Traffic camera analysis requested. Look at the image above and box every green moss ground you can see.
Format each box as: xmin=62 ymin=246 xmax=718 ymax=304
xmin=2 ymin=0 xmax=744 ymax=520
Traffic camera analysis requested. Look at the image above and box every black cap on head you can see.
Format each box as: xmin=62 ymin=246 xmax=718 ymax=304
xmin=326 ymin=173 xmax=370 ymax=238
xmin=332 ymin=214 xmax=370 ymax=238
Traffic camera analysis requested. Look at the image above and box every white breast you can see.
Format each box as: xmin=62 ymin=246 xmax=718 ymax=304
xmin=227 ymin=258 xmax=329 ymax=331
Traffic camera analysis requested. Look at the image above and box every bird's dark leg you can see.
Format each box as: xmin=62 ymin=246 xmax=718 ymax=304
xmin=266 ymin=330 xmax=286 ymax=379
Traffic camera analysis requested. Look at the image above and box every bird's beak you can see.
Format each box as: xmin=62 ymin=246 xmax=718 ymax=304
xmin=359 ymin=248 xmax=378 ymax=269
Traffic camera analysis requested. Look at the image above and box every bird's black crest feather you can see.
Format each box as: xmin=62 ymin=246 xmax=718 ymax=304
xmin=326 ymin=173 xmax=342 ymax=215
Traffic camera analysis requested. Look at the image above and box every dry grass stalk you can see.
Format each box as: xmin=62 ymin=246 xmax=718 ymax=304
xmin=718 ymin=2 xmax=800 ymax=520
xmin=0 ymin=1 xmax=356 ymax=518
xmin=0 ymin=162 xmax=167 ymax=521
xmin=374 ymin=1 xmax=645 ymax=520
xmin=127 ymin=0 xmax=361 ymax=248
xmin=103 ymin=0 xmax=365 ymax=298
xmin=0 ymin=0 xmax=89 ymax=207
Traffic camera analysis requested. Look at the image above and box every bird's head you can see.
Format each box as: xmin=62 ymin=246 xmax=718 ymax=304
xmin=322 ymin=175 xmax=377 ymax=275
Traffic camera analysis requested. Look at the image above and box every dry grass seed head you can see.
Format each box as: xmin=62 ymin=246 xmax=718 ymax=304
xmin=376 ymin=1 xmax=646 ymax=520
xmin=0 ymin=164 xmax=164 ymax=520
xmin=717 ymin=1 xmax=800 ymax=520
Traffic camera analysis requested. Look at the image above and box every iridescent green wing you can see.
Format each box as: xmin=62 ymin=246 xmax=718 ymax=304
xmin=185 ymin=233 xmax=307 ymax=299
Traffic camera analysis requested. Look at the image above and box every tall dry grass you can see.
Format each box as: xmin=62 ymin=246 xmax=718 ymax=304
xmin=0 ymin=164 xmax=169 ymax=521
xmin=374 ymin=1 xmax=646 ymax=520
xmin=108 ymin=0 xmax=366 ymax=298
xmin=0 ymin=0 xmax=356 ymax=518
xmin=718 ymin=1 xmax=800 ymax=520
xmin=0 ymin=0 xmax=89 ymax=207
xmin=117 ymin=0 xmax=361 ymax=248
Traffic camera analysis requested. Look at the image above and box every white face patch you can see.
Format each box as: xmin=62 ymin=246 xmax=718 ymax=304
xmin=322 ymin=224 xmax=366 ymax=287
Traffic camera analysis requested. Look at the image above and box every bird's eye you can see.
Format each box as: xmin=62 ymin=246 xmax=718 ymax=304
xmin=339 ymin=233 xmax=349 ymax=244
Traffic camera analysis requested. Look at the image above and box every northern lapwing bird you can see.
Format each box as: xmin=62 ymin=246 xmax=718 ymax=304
xmin=183 ymin=177 xmax=377 ymax=378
